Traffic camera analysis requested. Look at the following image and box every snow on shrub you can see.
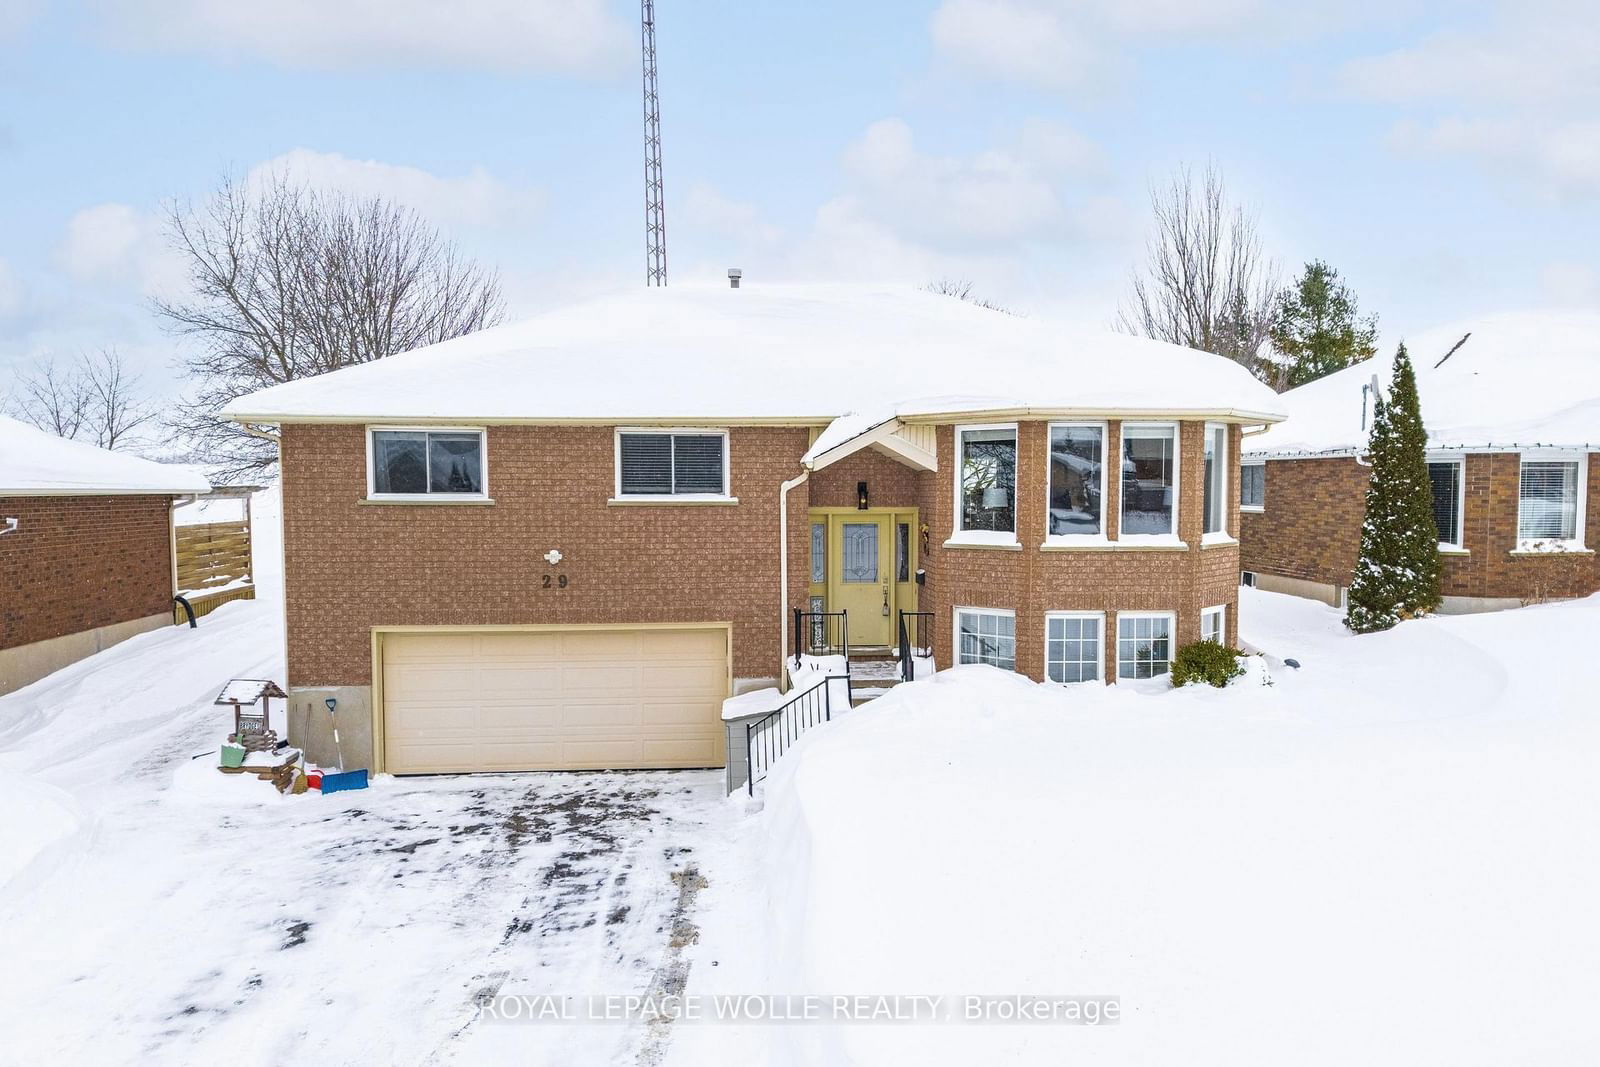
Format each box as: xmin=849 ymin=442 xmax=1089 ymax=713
xmin=1170 ymin=640 xmax=1245 ymax=688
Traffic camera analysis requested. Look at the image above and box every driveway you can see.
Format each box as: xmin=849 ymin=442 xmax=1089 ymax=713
xmin=0 ymin=601 xmax=739 ymax=1066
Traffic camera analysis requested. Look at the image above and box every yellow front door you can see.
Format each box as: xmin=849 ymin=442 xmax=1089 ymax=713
xmin=831 ymin=516 xmax=894 ymax=646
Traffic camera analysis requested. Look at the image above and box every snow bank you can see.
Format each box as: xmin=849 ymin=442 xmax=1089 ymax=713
xmin=0 ymin=414 xmax=210 ymax=495
xmin=1248 ymin=310 xmax=1600 ymax=455
xmin=751 ymin=594 xmax=1600 ymax=1065
xmin=223 ymin=283 xmax=1285 ymax=425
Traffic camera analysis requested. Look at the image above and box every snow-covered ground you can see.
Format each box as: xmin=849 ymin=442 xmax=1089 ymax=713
xmin=9 ymin=493 xmax=1600 ymax=1067
xmin=0 ymin=487 xmax=741 ymax=1064
xmin=677 ymin=589 xmax=1600 ymax=1065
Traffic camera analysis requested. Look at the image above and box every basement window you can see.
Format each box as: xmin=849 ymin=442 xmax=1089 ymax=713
xmin=368 ymin=428 xmax=486 ymax=498
xmin=956 ymin=608 xmax=1016 ymax=671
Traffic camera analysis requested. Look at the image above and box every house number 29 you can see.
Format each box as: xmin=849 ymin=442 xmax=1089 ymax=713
xmin=542 ymin=574 xmax=569 ymax=589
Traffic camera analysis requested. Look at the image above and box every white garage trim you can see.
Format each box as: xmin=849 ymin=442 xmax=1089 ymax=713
xmin=369 ymin=622 xmax=733 ymax=775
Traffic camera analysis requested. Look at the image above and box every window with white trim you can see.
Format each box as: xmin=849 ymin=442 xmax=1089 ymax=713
xmin=617 ymin=430 xmax=729 ymax=497
xmin=957 ymin=425 xmax=1017 ymax=534
xmin=1427 ymin=460 xmax=1463 ymax=548
xmin=1203 ymin=423 xmax=1227 ymax=535
xmin=1117 ymin=612 xmax=1173 ymax=680
xmin=1240 ymin=463 xmax=1265 ymax=509
xmin=1518 ymin=460 xmax=1580 ymax=543
xmin=1200 ymin=605 xmax=1226 ymax=646
xmin=369 ymin=428 xmax=485 ymax=497
xmin=956 ymin=608 xmax=1015 ymax=670
xmin=1047 ymin=423 xmax=1104 ymax=536
xmin=1120 ymin=424 xmax=1177 ymax=536
xmin=1046 ymin=612 xmax=1103 ymax=683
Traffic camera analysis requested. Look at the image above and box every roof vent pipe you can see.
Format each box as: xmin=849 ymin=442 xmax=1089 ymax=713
xmin=728 ymin=268 xmax=742 ymax=289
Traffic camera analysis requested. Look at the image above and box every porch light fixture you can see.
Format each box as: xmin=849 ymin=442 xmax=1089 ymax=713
xmin=857 ymin=481 xmax=869 ymax=510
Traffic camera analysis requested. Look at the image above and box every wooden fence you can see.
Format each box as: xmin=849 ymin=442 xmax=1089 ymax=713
xmin=174 ymin=520 xmax=255 ymax=622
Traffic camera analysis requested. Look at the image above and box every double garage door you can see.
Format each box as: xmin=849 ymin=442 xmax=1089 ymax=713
xmin=380 ymin=627 xmax=728 ymax=774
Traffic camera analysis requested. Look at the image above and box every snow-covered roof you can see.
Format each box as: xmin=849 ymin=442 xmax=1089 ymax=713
xmin=0 ymin=416 xmax=212 ymax=496
xmin=1246 ymin=311 xmax=1600 ymax=458
xmin=222 ymin=284 xmax=1287 ymax=426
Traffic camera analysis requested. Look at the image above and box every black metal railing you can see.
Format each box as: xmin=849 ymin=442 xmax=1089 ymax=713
xmin=793 ymin=608 xmax=848 ymax=664
xmin=897 ymin=610 xmax=935 ymax=682
xmin=746 ymin=674 xmax=847 ymax=795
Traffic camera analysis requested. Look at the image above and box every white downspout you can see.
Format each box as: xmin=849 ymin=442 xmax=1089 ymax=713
xmin=778 ymin=468 xmax=810 ymax=692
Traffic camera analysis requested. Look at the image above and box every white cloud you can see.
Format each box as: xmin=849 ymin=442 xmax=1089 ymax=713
xmin=248 ymin=148 xmax=545 ymax=229
xmin=834 ymin=117 xmax=1116 ymax=250
xmin=680 ymin=183 xmax=784 ymax=247
xmin=55 ymin=203 xmax=183 ymax=295
xmin=1343 ymin=3 xmax=1599 ymax=106
xmin=1389 ymin=117 xmax=1600 ymax=197
xmin=97 ymin=0 xmax=631 ymax=74
xmin=929 ymin=0 xmax=1385 ymax=89
xmin=931 ymin=0 xmax=1115 ymax=91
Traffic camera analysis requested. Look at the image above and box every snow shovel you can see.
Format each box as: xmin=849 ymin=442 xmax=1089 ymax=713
xmin=320 ymin=697 xmax=368 ymax=793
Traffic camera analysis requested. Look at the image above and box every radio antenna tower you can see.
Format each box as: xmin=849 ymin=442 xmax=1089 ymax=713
xmin=641 ymin=0 xmax=667 ymax=285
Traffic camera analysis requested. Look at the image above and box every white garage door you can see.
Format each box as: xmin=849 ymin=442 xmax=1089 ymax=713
xmin=380 ymin=627 xmax=729 ymax=774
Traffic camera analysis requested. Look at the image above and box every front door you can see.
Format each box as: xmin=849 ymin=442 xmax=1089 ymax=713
xmin=831 ymin=517 xmax=893 ymax=646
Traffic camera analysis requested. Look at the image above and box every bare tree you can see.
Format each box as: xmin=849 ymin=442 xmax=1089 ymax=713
xmin=1117 ymin=165 xmax=1279 ymax=380
xmin=923 ymin=278 xmax=1014 ymax=315
xmin=6 ymin=348 xmax=156 ymax=450
xmin=158 ymin=173 xmax=505 ymax=479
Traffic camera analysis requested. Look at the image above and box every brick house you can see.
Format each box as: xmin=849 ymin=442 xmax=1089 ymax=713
xmin=223 ymin=283 xmax=1285 ymax=775
xmin=1 ymin=415 xmax=211 ymax=695
xmin=1241 ymin=312 xmax=1599 ymax=611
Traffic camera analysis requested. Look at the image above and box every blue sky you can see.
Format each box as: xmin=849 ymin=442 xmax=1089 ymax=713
xmin=1 ymin=0 xmax=1596 ymax=401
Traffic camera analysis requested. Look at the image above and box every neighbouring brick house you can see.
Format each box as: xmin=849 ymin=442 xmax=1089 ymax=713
xmin=0 ymin=415 xmax=210 ymax=695
xmin=1241 ymin=312 xmax=1600 ymax=612
xmin=223 ymin=283 xmax=1285 ymax=775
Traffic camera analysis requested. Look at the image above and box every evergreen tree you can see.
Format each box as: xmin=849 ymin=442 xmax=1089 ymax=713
xmin=1269 ymin=260 xmax=1378 ymax=391
xmin=1346 ymin=344 xmax=1442 ymax=633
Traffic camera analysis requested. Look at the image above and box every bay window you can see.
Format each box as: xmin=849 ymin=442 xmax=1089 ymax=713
xmin=1203 ymin=423 xmax=1227 ymax=536
xmin=1046 ymin=612 xmax=1103 ymax=683
xmin=1047 ymin=423 xmax=1104 ymax=537
xmin=957 ymin=425 xmax=1017 ymax=535
xmin=1120 ymin=424 xmax=1177 ymax=537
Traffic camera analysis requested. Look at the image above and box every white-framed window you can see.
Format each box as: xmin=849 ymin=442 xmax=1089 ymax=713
xmin=1045 ymin=611 xmax=1104 ymax=684
xmin=1120 ymin=423 xmax=1178 ymax=537
xmin=1240 ymin=462 xmax=1265 ymax=510
xmin=1046 ymin=422 xmax=1105 ymax=538
xmin=1203 ymin=423 xmax=1228 ymax=535
xmin=1200 ymin=604 xmax=1226 ymax=646
xmin=1241 ymin=570 xmax=1257 ymax=588
xmin=1427 ymin=457 xmax=1464 ymax=549
xmin=367 ymin=427 xmax=487 ymax=499
xmin=615 ymin=428 xmax=730 ymax=499
xmin=1117 ymin=611 xmax=1174 ymax=680
xmin=1517 ymin=456 xmax=1584 ymax=546
xmin=956 ymin=607 xmax=1016 ymax=671
xmin=956 ymin=424 xmax=1018 ymax=535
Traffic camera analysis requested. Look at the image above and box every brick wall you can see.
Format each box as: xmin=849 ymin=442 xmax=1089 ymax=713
xmin=0 ymin=495 xmax=174 ymax=650
xmin=280 ymin=419 xmax=1249 ymax=690
xmin=281 ymin=424 xmax=813 ymax=686
xmin=1239 ymin=452 xmax=1600 ymax=601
